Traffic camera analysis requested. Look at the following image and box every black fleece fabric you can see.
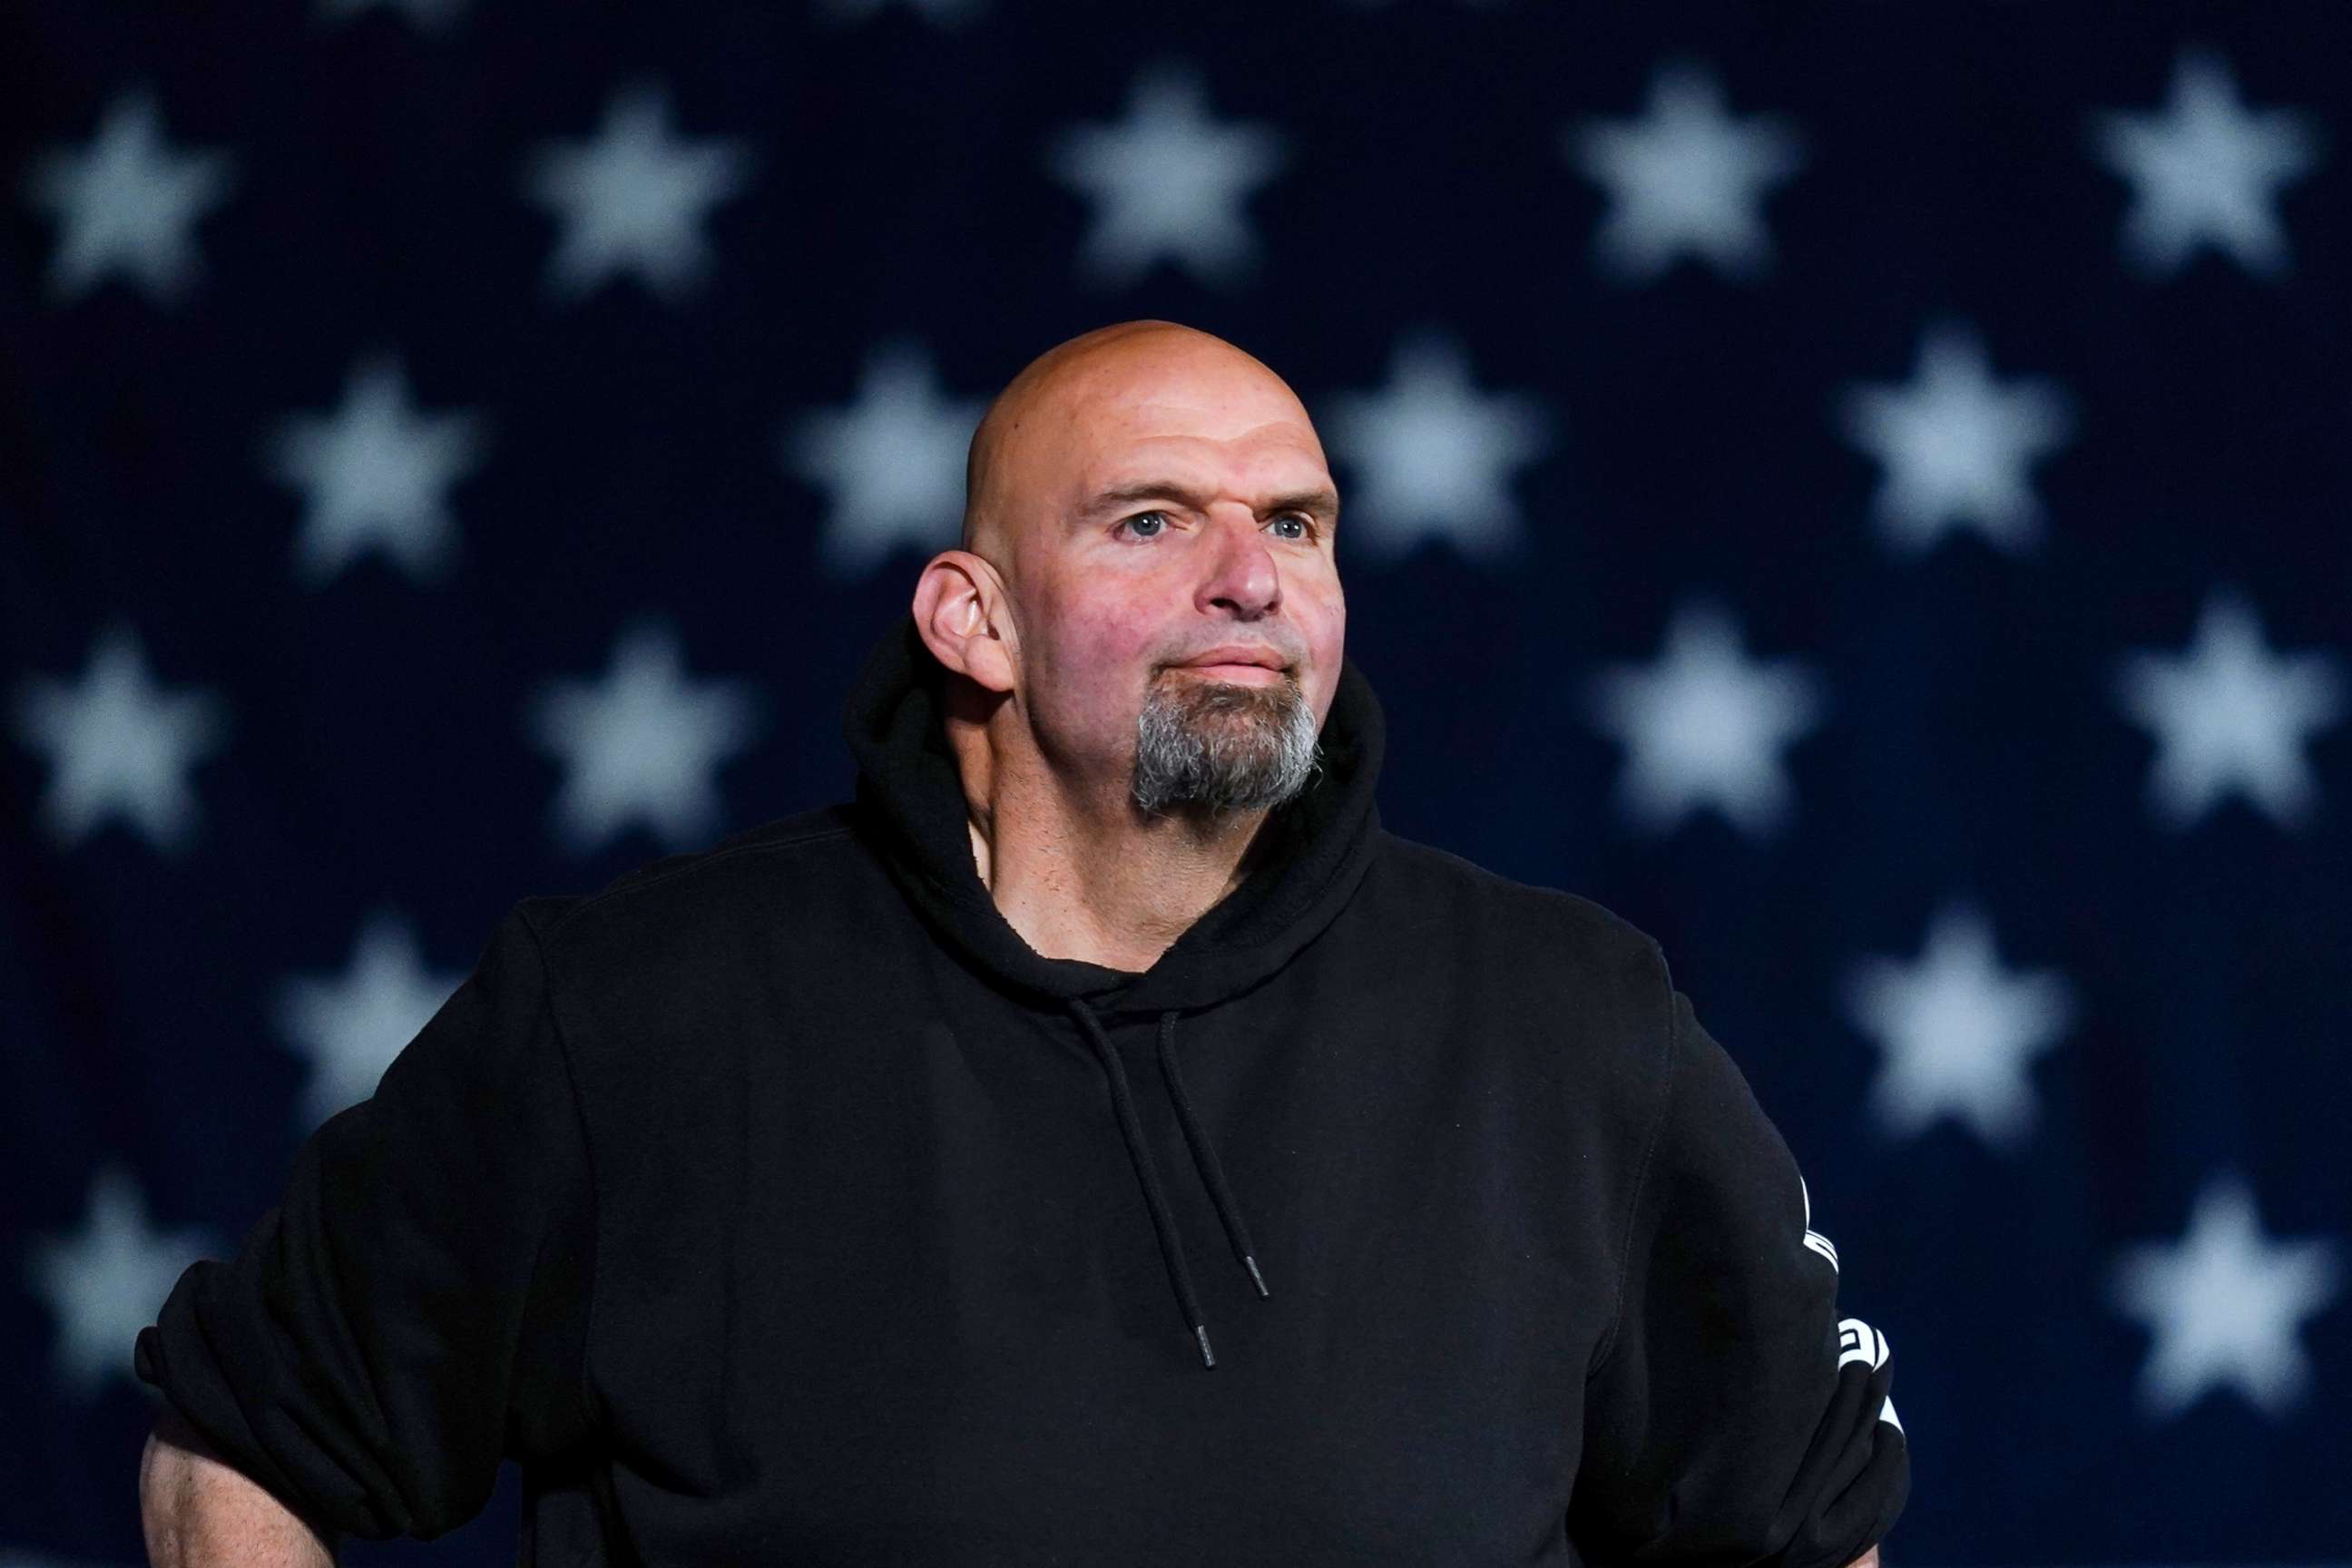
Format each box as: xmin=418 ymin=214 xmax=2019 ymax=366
xmin=134 ymin=612 xmax=1909 ymax=1565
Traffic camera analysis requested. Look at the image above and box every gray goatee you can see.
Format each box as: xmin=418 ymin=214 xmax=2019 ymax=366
xmin=1131 ymin=667 xmax=1324 ymax=817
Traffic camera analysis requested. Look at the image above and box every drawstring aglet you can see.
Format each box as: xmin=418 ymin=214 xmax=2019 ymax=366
xmin=1243 ymin=1254 xmax=1269 ymax=1299
xmin=1194 ymin=1323 xmax=1216 ymax=1368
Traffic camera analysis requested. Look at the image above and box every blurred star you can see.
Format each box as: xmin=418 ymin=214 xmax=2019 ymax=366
xmin=1842 ymin=901 xmax=2076 ymax=1150
xmin=2112 ymin=1175 xmax=2342 ymax=1420
xmin=527 ymin=619 xmax=763 ymax=856
xmin=24 ymin=1166 xmax=219 ymax=1399
xmin=2090 ymin=49 xmax=2323 ymax=279
xmin=1319 ymin=331 xmax=1549 ymax=563
xmin=524 ymin=82 xmax=755 ymax=303
xmin=1046 ymin=64 xmax=1287 ymax=289
xmin=2114 ymin=587 xmax=2344 ymax=830
xmin=1566 ymin=61 xmax=1804 ymax=283
xmin=21 ymin=89 xmax=235 ymax=305
xmin=780 ymin=339 xmax=986 ymax=579
xmin=1838 ymin=322 xmax=2074 ymax=559
xmin=11 ymin=622 xmax=230 ymax=854
xmin=266 ymin=356 xmax=488 ymax=587
xmin=272 ymin=910 xmax=468 ymax=1134
xmin=1583 ymin=597 xmax=1827 ymax=838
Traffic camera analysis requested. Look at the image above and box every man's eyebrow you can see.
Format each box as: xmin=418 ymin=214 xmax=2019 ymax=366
xmin=1078 ymin=480 xmax=1341 ymax=522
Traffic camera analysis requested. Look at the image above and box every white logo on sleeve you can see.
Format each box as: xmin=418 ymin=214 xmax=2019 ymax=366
xmin=1800 ymin=1175 xmax=1840 ymax=1270
xmin=1837 ymin=1318 xmax=1905 ymax=1431
xmin=1838 ymin=1317 xmax=1890 ymax=1370
xmin=1813 ymin=1186 xmax=1904 ymax=1436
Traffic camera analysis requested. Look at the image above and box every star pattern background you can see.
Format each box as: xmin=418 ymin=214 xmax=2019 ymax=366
xmin=3 ymin=5 xmax=2348 ymax=1564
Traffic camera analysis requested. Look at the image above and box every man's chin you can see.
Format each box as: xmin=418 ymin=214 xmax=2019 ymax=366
xmin=1132 ymin=670 xmax=1319 ymax=816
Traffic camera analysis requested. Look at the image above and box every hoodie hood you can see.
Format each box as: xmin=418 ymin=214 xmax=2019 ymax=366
xmin=840 ymin=611 xmax=1387 ymax=1368
xmin=840 ymin=612 xmax=1386 ymax=1017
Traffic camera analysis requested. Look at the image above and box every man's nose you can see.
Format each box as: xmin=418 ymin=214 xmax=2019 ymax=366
xmin=1198 ymin=510 xmax=1281 ymax=616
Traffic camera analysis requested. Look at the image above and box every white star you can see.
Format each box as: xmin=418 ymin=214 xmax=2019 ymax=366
xmin=522 ymin=82 xmax=755 ymax=303
xmin=527 ymin=618 xmax=764 ymax=857
xmin=265 ymin=355 xmax=488 ymax=587
xmin=2112 ymin=1173 xmax=2341 ymax=1420
xmin=1045 ymin=64 xmax=1287 ymax=289
xmin=23 ymin=1163 xmax=218 ymax=1400
xmin=10 ymin=621 xmax=230 ymax=854
xmin=20 ymin=89 xmax=235 ymax=305
xmin=2114 ymin=586 xmax=2344 ymax=831
xmin=1565 ymin=61 xmax=1804 ymax=283
xmin=780 ymin=338 xmax=986 ymax=579
xmin=2090 ymin=49 xmax=2322 ymax=279
xmin=315 ymin=0 xmax=470 ymax=28
xmin=270 ymin=909 xmax=467 ymax=1135
xmin=1583 ymin=597 xmax=1827 ymax=838
xmin=1318 ymin=331 xmax=1550 ymax=563
xmin=1841 ymin=901 xmax=2076 ymax=1150
xmin=1838 ymin=322 xmax=2074 ymax=559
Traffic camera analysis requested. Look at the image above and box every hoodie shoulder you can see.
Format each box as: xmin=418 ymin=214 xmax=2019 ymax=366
xmin=1368 ymin=828 xmax=1670 ymax=981
xmin=568 ymin=805 xmax=859 ymax=911
xmin=527 ymin=804 xmax=867 ymax=984
xmin=1361 ymin=827 xmax=1679 ymax=1143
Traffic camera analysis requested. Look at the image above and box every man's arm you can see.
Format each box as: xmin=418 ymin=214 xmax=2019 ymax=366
xmin=140 ymin=1406 xmax=341 ymax=1568
xmin=131 ymin=899 xmax=600 ymax=1548
xmin=1571 ymin=978 xmax=1907 ymax=1567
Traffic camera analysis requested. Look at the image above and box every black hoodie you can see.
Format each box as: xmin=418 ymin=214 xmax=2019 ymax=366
xmin=134 ymin=613 xmax=1909 ymax=1565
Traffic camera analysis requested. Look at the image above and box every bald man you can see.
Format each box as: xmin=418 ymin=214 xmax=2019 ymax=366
xmin=917 ymin=320 xmax=1345 ymax=975
xmin=135 ymin=321 xmax=1909 ymax=1568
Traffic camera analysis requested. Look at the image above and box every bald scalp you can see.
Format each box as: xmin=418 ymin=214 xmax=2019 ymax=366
xmin=957 ymin=320 xmax=1305 ymax=572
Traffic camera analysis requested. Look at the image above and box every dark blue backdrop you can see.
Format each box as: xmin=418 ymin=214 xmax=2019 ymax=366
xmin=5 ymin=3 xmax=2347 ymax=1563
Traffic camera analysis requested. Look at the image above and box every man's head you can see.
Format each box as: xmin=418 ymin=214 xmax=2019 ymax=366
xmin=914 ymin=320 xmax=1345 ymax=823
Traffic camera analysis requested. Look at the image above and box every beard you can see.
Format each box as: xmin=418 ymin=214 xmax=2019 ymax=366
xmin=1130 ymin=665 xmax=1324 ymax=818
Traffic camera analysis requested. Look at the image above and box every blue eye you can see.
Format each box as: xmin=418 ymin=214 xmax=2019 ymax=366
xmin=1115 ymin=510 xmax=1317 ymax=542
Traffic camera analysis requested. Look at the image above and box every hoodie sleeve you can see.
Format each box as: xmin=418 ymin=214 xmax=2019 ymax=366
xmin=1568 ymin=982 xmax=1908 ymax=1568
xmin=132 ymin=898 xmax=597 ymax=1543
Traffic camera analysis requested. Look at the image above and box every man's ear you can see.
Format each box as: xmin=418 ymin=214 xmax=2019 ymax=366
xmin=913 ymin=550 xmax=1017 ymax=696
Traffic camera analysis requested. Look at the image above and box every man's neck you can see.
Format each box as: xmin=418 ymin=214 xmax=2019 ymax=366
xmin=962 ymin=760 xmax=1271 ymax=975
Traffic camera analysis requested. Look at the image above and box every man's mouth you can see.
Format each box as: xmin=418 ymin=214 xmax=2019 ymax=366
xmin=1177 ymin=662 xmax=1287 ymax=683
xmin=1172 ymin=644 xmax=1290 ymax=682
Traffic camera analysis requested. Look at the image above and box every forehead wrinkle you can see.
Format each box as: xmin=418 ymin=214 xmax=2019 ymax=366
xmin=1073 ymin=416 xmax=1337 ymax=526
xmin=1083 ymin=414 xmax=1328 ymax=482
xmin=965 ymin=320 xmax=1317 ymax=556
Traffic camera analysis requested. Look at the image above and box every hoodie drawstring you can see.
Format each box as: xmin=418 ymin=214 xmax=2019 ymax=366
xmin=1063 ymin=998 xmax=1271 ymax=1369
